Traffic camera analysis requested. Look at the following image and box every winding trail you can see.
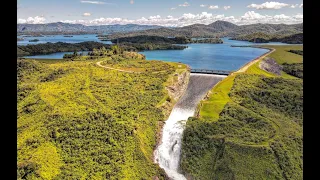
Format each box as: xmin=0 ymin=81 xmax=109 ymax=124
xmin=96 ymin=61 xmax=140 ymax=73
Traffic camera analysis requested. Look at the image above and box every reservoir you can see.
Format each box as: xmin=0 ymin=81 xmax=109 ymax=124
xmin=139 ymin=38 xmax=286 ymax=71
xmin=22 ymin=38 xmax=290 ymax=71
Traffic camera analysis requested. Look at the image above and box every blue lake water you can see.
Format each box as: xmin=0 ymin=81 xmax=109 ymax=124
xmin=22 ymin=37 xmax=298 ymax=71
xmin=140 ymin=38 xmax=291 ymax=71
xmin=17 ymin=34 xmax=112 ymax=45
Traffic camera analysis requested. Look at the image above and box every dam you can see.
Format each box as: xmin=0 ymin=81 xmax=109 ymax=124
xmin=154 ymin=73 xmax=227 ymax=180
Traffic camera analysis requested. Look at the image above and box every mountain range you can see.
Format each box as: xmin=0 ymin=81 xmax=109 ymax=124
xmin=17 ymin=22 xmax=163 ymax=35
xmin=17 ymin=21 xmax=303 ymax=38
xmin=108 ymin=21 xmax=303 ymax=38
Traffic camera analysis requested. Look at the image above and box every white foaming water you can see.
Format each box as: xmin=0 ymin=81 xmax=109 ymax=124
xmin=154 ymin=74 xmax=227 ymax=180
xmin=154 ymin=108 xmax=194 ymax=180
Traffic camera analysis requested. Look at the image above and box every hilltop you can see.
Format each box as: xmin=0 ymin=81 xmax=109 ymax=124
xmin=107 ymin=21 xmax=303 ymax=39
xmin=17 ymin=21 xmax=303 ymax=39
xmin=17 ymin=50 xmax=189 ymax=179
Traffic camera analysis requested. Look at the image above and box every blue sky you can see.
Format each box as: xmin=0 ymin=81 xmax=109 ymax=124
xmin=17 ymin=0 xmax=303 ymax=26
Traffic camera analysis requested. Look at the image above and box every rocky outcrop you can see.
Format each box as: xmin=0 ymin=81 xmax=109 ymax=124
xmin=158 ymin=69 xmax=190 ymax=120
xmin=259 ymin=57 xmax=283 ymax=75
xmin=167 ymin=70 xmax=190 ymax=102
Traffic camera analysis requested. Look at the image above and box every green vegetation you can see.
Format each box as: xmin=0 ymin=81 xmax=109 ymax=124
xmin=277 ymin=33 xmax=303 ymax=44
xmin=197 ymin=75 xmax=235 ymax=122
xmin=119 ymin=42 xmax=187 ymax=51
xmin=18 ymin=52 xmax=188 ymax=179
xmin=111 ymin=35 xmax=181 ymax=44
xmin=111 ymin=35 xmax=223 ymax=44
xmin=288 ymin=50 xmax=303 ymax=56
xmin=262 ymin=45 xmax=303 ymax=64
xmin=17 ymin=41 xmax=110 ymax=57
xmin=231 ymin=33 xmax=303 ymax=44
xmin=108 ymin=21 xmax=302 ymax=39
xmin=181 ymin=45 xmax=303 ymax=179
xmin=29 ymin=39 xmax=40 ymax=42
xmin=191 ymin=38 xmax=223 ymax=44
xmin=282 ymin=63 xmax=303 ymax=79
xmin=17 ymin=41 xmax=187 ymax=57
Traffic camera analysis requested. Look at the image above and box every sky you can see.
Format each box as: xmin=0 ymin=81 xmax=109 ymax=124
xmin=17 ymin=0 xmax=303 ymax=27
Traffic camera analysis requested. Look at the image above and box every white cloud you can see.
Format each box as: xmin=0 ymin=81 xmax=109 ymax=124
xmin=224 ymin=6 xmax=231 ymax=10
xmin=240 ymin=11 xmax=303 ymax=24
xmin=17 ymin=16 xmax=46 ymax=24
xmin=179 ymin=2 xmax=190 ymax=7
xmin=80 ymin=1 xmax=106 ymax=4
xmin=247 ymin=1 xmax=289 ymax=10
xmin=83 ymin=12 xmax=91 ymax=16
xmin=293 ymin=13 xmax=303 ymax=19
xmin=170 ymin=7 xmax=176 ymax=10
xmin=241 ymin=11 xmax=266 ymax=20
xmin=149 ymin=15 xmax=161 ymax=19
xmin=290 ymin=4 xmax=299 ymax=8
xmin=130 ymin=0 xmax=134 ymax=4
xmin=208 ymin=5 xmax=219 ymax=9
xmin=300 ymin=4 xmax=303 ymax=8
xmin=200 ymin=4 xmax=206 ymax=8
xmin=57 ymin=11 xmax=302 ymax=27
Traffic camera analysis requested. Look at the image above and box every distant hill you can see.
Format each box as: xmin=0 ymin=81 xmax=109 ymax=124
xmin=275 ymin=33 xmax=303 ymax=44
xmin=17 ymin=22 xmax=163 ymax=35
xmin=107 ymin=21 xmax=303 ymax=39
xmin=110 ymin=35 xmax=223 ymax=44
xmin=17 ymin=21 xmax=303 ymax=43
xmin=231 ymin=32 xmax=303 ymax=44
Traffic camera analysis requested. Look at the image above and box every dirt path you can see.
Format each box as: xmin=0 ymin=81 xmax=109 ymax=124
xmin=234 ymin=48 xmax=275 ymax=74
xmin=96 ymin=61 xmax=140 ymax=73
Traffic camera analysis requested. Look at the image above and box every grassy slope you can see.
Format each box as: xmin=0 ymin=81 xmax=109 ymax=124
xmin=198 ymin=75 xmax=235 ymax=122
xmin=181 ymin=45 xmax=303 ymax=180
xmin=18 ymin=57 xmax=187 ymax=180
xmin=262 ymin=45 xmax=303 ymax=64
xmin=199 ymin=45 xmax=302 ymax=121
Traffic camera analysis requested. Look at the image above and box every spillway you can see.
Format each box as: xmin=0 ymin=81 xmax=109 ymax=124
xmin=154 ymin=73 xmax=227 ymax=180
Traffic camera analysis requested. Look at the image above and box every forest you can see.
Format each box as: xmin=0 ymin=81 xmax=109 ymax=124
xmin=17 ymin=41 xmax=187 ymax=57
xmin=17 ymin=52 xmax=188 ymax=179
xmin=111 ymin=35 xmax=224 ymax=44
xmin=288 ymin=50 xmax=303 ymax=56
xmin=231 ymin=33 xmax=303 ymax=44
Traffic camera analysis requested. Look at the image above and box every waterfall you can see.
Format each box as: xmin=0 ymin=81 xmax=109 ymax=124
xmin=154 ymin=74 xmax=227 ymax=180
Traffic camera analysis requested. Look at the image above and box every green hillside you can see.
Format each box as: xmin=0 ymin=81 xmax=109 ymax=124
xmin=17 ymin=53 xmax=188 ymax=179
xmin=181 ymin=45 xmax=303 ymax=180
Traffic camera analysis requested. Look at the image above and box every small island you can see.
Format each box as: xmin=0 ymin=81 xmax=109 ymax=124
xmin=63 ymin=35 xmax=73 ymax=37
xmin=191 ymin=38 xmax=223 ymax=44
xmin=29 ymin=39 xmax=40 ymax=42
xmin=23 ymin=34 xmax=44 ymax=37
